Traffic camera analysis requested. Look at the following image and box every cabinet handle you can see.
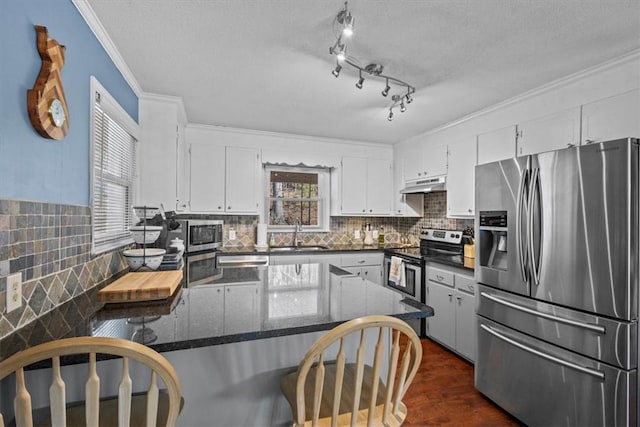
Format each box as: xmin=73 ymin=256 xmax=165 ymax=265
xmin=364 ymin=271 xmax=368 ymax=276
xmin=436 ymin=275 xmax=444 ymax=281
xmin=228 ymin=206 xmax=231 ymax=210
xmin=218 ymin=206 xmax=222 ymax=210
xmin=418 ymin=172 xmax=422 ymax=177
xmin=357 ymin=260 xmax=366 ymax=264
xmin=584 ymin=139 xmax=595 ymax=145
xmin=468 ymin=209 xmax=472 ymax=213
xmin=369 ymin=209 xmax=372 ymax=212
xmin=362 ymin=209 xmax=366 ymax=213
xmin=567 ymin=143 xmax=575 ymax=148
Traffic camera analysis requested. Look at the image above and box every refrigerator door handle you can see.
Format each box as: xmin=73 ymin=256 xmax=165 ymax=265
xmin=528 ymin=167 xmax=542 ymax=285
xmin=480 ymin=291 xmax=606 ymax=334
xmin=516 ymin=169 xmax=529 ymax=282
xmin=480 ymin=324 xmax=606 ymax=380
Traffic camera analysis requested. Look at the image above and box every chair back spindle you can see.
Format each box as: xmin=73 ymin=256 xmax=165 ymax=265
xmin=0 ymin=337 xmax=181 ymax=427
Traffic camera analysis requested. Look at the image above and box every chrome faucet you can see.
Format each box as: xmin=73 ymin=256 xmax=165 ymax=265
xmin=293 ymin=218 xmax=302 ymax=246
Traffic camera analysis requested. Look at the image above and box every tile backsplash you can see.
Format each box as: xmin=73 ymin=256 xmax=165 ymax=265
xmin=0 ymin=199 xmax=127 ymax=340
xmin=0 ymin=191 xmax=472 ymax=340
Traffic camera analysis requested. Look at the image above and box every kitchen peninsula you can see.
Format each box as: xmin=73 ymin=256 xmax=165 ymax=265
xmin=0 ymin=262 xmax=432 ymax=427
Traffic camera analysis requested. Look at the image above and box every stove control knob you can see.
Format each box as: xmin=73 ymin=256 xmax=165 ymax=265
xmin=455 ymin=233 xmax=460 ymax=238
xmin=450 ymin=233 xmax=455 ymax=238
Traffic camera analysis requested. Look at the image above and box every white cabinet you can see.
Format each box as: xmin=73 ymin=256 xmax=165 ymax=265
xmin=269 ymin=253 xmax=342 ymax=266
xmin=426 ymin=265 xmax=476 ymax=361
xmin=392 ymin=143 xmax=423 ymax=217
xmin=516 ymin=107 xmax=581 ymax=156
xmin=341 ymin=252 xmax=383 ymax=286
xmin=138 ymin=97 xmax=187 ymax=211
xmin=225 ymin=146 xmax=260 ymax=213
xmin=477 ymin=125 xmax=517 ymax=165
xmin=446 ymin=137 xmax=477 ymax=218
xmin=403 ymin=143 xmax=448 ymax=181
xmin=581 ymin=89 xmax=640 ymax=144
xmin=189 ymin=143 xmax=225 ymax=212
xmin=340 ymin=157 xmax=392 ymax=215
xmin=188 ymin=144 xmax=260 ymax=214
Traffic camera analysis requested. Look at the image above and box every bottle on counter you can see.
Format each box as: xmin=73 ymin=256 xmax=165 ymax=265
xmin=378 ymin=226 xmax=385 ymax=246
xmin=269 ymin=233 xmax=276 ymax=247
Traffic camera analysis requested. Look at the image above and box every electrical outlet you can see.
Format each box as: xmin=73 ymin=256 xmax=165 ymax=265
xmin=6 ymin=272 xmax=22 ymax=313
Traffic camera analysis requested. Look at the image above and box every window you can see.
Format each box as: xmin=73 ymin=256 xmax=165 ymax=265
xmin=265 ymin=166 xmax=330 ymax=232
xmin=90 ymin=77 xmax=139 ymax=254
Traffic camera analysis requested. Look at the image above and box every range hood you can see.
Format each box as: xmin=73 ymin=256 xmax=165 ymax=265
xmin=400 ymin=176 xmax=446 ymax=194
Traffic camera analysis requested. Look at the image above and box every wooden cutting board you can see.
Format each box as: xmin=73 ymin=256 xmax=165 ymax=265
xmin=97 ymin=270 xmax=183 ymax=303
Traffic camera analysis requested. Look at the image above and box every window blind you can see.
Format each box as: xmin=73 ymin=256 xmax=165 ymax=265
xmin=91 ymin=93 xmax=137 ymax=254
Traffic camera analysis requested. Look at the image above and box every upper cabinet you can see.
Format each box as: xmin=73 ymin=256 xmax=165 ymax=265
xmin=137 ymin=97 xmax=187 ymax=211
xmin=446 ymin=137 xmax=477 ymax=217
xmin=477 ymin=125 xmax=517 ymax=165
xmin=581 ymin=89 xmax=640 ymax=144
xmin=340 ymin=156 xmax=392 ymax=216
xmin=404 ymin=143 xmax=448 ymax=181
xmin=392 ymin=143 xmax=423 ymax=217
xmin=516 ymin=107 xmax=581 ymax=156
xmin=189 ymin=144 xmax=260 ymax=214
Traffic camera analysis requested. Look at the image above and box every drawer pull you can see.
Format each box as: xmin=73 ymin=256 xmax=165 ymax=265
xmin=480 ymin=324 xmax=605 ymax=380
xmin=480 ymin=292 xmax=605 ymax=334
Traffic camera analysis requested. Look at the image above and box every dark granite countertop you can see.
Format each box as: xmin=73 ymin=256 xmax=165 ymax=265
xmin=217 ymin=242 xmax=412 ymax=255
xmin=0 ymin=263 xmax=433 ymax=362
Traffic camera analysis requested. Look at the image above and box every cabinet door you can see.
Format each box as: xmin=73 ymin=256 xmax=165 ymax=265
xmin=224 ymin=283 xmax=259 ymax=334
xmin=517 ymin=107 xmax=581 ymax=156
xmin=341 ymin=157 xmax=368 ymax=214
xmin=366 ymin=158 xmax=392 ymax=215
xmin=581 ymin=89 xmax=640 ymax=144
xmin=401 ymin=142 xmax=423 ymax=181
xmin=189 ymin=144 xmax=225 ymax=212
xmin=225 ymin=146 xmax=259 ymax=213
xmin=362 ymin=265 xmax=382 ymax=286
xmin=447 ymin=137 xmax=477 ymax=217
xmin=426 ymin=281 xmax=455 ymax=349
xmin=477 ymin=125 xmax=517 ymax=165
xmin=422 ymin=144 xmax=448 ymax=177
xmin=455 ymin=289 xmax=476 ymax=361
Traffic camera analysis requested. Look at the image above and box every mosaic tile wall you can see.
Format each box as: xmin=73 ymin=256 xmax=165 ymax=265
xmin=0 ymin=199 xmax=128 ymax=340
xmin=211 ymin=191 xmax=475 ymax=248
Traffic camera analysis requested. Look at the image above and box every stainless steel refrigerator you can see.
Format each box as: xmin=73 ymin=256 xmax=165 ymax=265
xmin=474 ymin=137 xmax=638 ymax=426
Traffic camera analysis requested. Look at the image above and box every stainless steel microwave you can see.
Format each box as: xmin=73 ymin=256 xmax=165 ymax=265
xmin=170 ymin=219 xmax=223 ymax=253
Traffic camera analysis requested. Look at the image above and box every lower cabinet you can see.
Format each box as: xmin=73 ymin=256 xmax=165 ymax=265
xmin=426 ymin=265 xmax=476 ymax=362
xmin=340 ymin=253 xmax=383 ymax=286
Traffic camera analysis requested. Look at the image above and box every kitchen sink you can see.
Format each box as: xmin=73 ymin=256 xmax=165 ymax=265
xmin=270 ymin=245 xmax=329 ymax=252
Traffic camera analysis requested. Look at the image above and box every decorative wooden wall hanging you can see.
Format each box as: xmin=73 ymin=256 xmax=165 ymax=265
xmin=27 ymin=25 xmax=70 ymax=140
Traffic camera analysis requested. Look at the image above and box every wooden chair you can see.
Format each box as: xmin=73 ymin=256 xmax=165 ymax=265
xmin=0 ymin=336 xmax=182 ymax=427
xmin=280 ymin=315 xmax=422 ymax=427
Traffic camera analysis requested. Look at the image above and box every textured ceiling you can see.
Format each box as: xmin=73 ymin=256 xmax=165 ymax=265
xmin=86 ymin=0 xmax=640 ymax=144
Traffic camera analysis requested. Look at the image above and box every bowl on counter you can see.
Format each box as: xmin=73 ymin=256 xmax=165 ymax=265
xmin=130 ymin=225 xmax=162 ymax=244
xmin=122 ymin=248 xmax=166 ymax=271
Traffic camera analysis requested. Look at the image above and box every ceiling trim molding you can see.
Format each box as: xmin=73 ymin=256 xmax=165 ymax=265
xmin=139 ymin=93 xmax=188 ymax=124
xmin=72 ymin=0 xmax=143 ymax=97
xmin=418 ymin=48 xmax=640 ymax=139
xmin=186 ymin=123 xmax=389 ymax=149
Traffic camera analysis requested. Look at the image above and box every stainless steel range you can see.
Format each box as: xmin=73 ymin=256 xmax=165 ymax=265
xmin=419 ymin=228 xmax=466 ymax=268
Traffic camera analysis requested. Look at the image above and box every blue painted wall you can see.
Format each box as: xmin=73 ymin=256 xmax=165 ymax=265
xmin=0 ymin=0 xmax=138 ymax=206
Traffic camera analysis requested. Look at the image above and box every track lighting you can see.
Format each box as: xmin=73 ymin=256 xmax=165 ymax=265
xmin=381 ymin=79 xmax=390 ymax=97
xmin=332 ymin=64 xmax=342 ymax=77
xmin=355 ymin=71 xmax=364 ymax=89
xmin=328 ymin=1 xmax=415 ymax=121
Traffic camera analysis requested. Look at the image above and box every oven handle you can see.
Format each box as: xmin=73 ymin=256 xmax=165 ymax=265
xmin=216 ymin=256 xmax=269 ymax=267
xmin=480 ymin=292 xmax=606 ymax=334
xmin=480 ymin=324 xmax=605 ymax=380
xmin=427 ymin=248 xmax=461 ymax=256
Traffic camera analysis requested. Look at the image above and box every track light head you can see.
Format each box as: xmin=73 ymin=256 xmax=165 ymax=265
xmin=388 ymin=110 xmax=394 ymax=121
xmin=381 ymin=79 xmax=390 ymax=97
xmin=356 ymin=76 xmax=364 ymax=89
xmin=406 ymin=90 xmax=413 ymax=104
xmin=400 ymin=99 xmax=406 ymax=113
xmin=332 ymin=64 xmax=342 ymax=78
xmin=342 ymin=13 xmax=354 ymax=37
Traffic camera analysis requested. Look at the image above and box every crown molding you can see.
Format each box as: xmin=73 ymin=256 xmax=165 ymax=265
xmin=139 ymin=93 xmax=188 ymax=123
xmin=72 ymin=0 xmax=143 ymax=97
xmin=417 ymin=48 xmax=640 ymax=139
xmin=186 ymin=123 xmax=389 ymax=149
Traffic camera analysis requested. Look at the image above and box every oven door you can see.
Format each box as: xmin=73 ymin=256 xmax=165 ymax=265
xmin=383 ymin=256 xmax=422 ymax=301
